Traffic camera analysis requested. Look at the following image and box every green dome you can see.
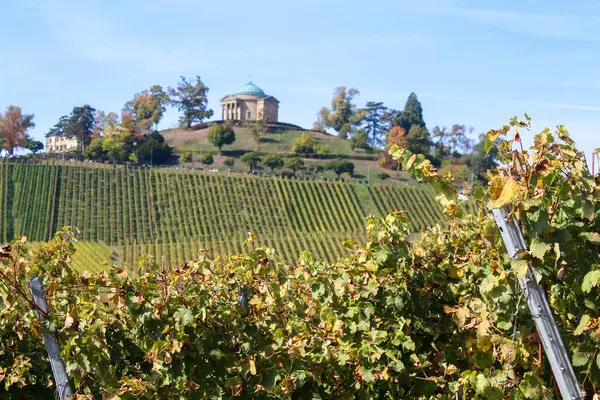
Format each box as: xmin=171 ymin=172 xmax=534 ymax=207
xmin=235 ymin=81 xmax=265 ymax=96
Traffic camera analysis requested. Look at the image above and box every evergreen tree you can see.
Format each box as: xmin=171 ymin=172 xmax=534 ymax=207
xmin=406 ymin=125 xmax=431 ymax=156
xmin=395 ymin=92 xmax=426 ymax=133
xmin=363 ymin=101 xmax=387 ymax=146
xmin=66 ymin=105 xmax=96 ymax=158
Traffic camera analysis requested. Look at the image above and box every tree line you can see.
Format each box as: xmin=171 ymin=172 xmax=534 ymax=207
xmin=0 ymin=76 xmax=214 ymax=163
xmin=315 ymin=87 xmax=497 ymax=185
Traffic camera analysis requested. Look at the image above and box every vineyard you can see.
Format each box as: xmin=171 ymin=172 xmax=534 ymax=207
xmin=1 ymin=120 xmax=598 ymax=398
xmin=0 ymin=161 xmax=446 ymax=271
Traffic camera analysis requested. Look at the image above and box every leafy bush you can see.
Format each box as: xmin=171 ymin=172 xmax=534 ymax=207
xmin=200 ymin=153 xmax=214 ymax=166
xmin=180 ymin=152 xmax=192 ymax=163
xmin=326 ymin=159 xmax=354 ymax=177
xmin=223 ymin=158 xmax=235 ymax=167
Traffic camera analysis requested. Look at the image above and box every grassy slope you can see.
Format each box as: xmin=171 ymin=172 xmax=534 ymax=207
xmin=0 ymin=161 xmax=447 ymax=273
xmin=162 ymin=126 xmax=414 ymax=184
xmin=162 ymin=126 xmax=379 ymax=158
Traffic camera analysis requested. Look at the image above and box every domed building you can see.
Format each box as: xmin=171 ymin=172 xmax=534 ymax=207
xmin=220 ymin=80 xmax=279 ymax=122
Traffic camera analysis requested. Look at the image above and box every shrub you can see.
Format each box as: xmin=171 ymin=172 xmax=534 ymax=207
xmin=376 ymin=172 xmax=390 ymax=180
xmin=326 ymin=159 xmax=354 ymax=177
xmin=180 ymin=152 xmax=192 ymax=163
xmin=223 ymin=158 xmax=235 ymax=168
xmin=200 ymin=153 xmax=214 ymax=166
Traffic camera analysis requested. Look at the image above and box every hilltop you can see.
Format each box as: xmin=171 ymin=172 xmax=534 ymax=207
xmin=161 ymin=123 xmax=414 ymax=183
xmin=162 ymin=123 xmax=377 ymax=158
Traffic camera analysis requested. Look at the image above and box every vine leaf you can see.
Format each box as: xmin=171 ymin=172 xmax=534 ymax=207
xmin=574 ymin=314 xmax=590 ymax=335
xmin=582 ymin=270 xmax=600 ymax=293
xmin=529 ymin=239 xmax=550 ymax=261
xmin=511 ymin=259 xmax=529 ymax=280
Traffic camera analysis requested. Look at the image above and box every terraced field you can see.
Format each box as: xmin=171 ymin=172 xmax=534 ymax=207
xmin=0 ymin=160 xmax=448 ymax=272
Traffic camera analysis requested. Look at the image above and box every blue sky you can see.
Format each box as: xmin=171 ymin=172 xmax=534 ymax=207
xmin=1 ymin=0 xmax=599 ymax=154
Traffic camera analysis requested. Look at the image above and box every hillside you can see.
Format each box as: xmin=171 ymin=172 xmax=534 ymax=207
xmin=162 ymin=125 xmax=379 ymax=159
xmin=162 ymin=125 xmax=413 ymax=183
xmin=0 ymin=160 xmax=449 ymax=272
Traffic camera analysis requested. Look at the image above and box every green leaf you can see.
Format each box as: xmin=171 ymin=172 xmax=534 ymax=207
xmin=582 ymin=270 xmax=600 ymax=293
xmin=389 ymin=359 xmax=405 ymax=372
xmin=572 ymin=348 xmax=591 ymax=367
xmin=511 ymin=259 xmax=529 ymax=279
xmin=475 ymin=374 xmax=490 ymax=395
xmin=574 ymin=314 xmax=590 ymax=335
xmin=529 ymin=238 xmax=550 ymax=261
xmin=497 ymin=320 xmax=512 ymax=330
xmin=176 ymin=308 xmax=194 ymax=326
xmin=519 ymin=372 xmax=542 ymax=399
xmin=480 ymin=275 xmax=496 ymax=294
xmin=334 ymin=277 xmax=346 ymax=297
xmin=581 ymin=232 xmax=600 ymax=244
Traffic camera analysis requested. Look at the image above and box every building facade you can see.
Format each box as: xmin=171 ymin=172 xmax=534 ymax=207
xmin=220 ymin=81 xmax=279 ymax=122
xmin=46 ymin=133 xmax=78 ymax=153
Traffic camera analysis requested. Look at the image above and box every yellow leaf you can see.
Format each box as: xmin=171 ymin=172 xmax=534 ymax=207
xmin=249 ymin=359 xmax=257 ymax=375
xmin=491 ymin=177 xmax=520 ymax=207
xmin=448 ymin=265 xmax=464 ymax=278
xmin=511 ymin=259 xmax=529 ymax=279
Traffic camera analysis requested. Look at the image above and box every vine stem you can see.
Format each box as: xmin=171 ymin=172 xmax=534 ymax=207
xmin=0 ymin=266 xmax=49 ymax=316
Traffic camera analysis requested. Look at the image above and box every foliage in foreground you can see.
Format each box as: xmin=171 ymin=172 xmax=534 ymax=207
xmin=0 ymin=117 xmax=599 ymax=399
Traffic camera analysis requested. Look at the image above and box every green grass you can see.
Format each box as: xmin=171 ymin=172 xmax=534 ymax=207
xmin=0 ymin=160 xmax=448 ymax=272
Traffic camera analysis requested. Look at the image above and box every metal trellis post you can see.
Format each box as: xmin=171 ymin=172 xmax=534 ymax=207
xmin=492 ymin=206 xmax=582 ymax=399
xmin=28 ymin=277 xmax=74 ymax=400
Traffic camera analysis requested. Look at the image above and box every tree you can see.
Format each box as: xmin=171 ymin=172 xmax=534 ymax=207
xmin=261 ymin=153 xmax=283 ymax=172
xmin=0 ymin=106 xmax=35 ymax=155
xmin=394 ymin=92 xmax=426 ymax=133
xmin=125 ymin=86 xmax=169 ymax=133
xmin=284 ymin=157 xmax=305 ymax=176
xmin=241 ymin=152 xmax=261 ymax=172
xmin=135 ymin=132 xmax=173 ymax=165
xmin=318 ymin=87 xmax=365 ymax=138
xmin=25 ymin=138 xmax=43 ymax=154
xmin=92 ymin=110 xmax=107 ymax=138
xmin=291 ymin=133 xmax=319 ymax=155
xmin=349 ymin=129 xmax=369 ymax=151
xmin=150 ymin=85 xmax=169 ymax=131
xmin=207 ymin=124 xmax=235 ymax=155
xmin=326 ymin=159 xmax=354 ymax=178
xmin=85 ymin=138 xmax=106 ymax=161
xmin=46 ymin=115 xmax=69 ymax=139
xmin=200 ymin=153 xmax=214 ymax=166
xmin=406 ymin=125 xmax=431 ymax=156
xmin=245 ymin=116 xmax=267 ymax=144
xmin=169 ymin=76 xmax=213 ymax=128
xmin=66 ymin=105 xmax=96 ymax=158
xmin=379 ymin=126 xmax=407 ymax=169
xmin=363 ymin=101 xmax=387 ymax=146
